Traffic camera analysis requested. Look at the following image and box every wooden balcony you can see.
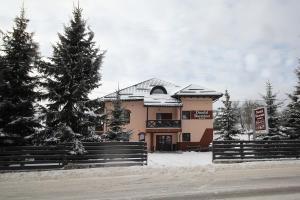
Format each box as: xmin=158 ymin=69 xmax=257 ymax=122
xmin=146 ymin=120 xmax=181 ymax=128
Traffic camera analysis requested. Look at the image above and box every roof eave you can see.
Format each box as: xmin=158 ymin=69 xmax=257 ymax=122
xmin=101 ymin=98 xmax=144 ymax=102
xmin=144 ymin=104 xmax=183 ymax=107
xmin=172 ymin=94 xmax=223 ymax=101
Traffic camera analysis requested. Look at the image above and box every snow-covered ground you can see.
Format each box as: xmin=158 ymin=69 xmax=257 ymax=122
xmin=1 ymin=159 xmax=300 ymax=200
xmin=148 ymin=151 xmax=212 ymax=167
xmin=1 ymin=151 xmax=300 ymax=200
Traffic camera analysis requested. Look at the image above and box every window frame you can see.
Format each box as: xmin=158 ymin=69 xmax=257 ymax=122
xmin=122 ymin=109 xmax=131 ymax=124
xmin=182 ymin=133 xmax=191 ymax=142
xmin=150 ymin=86 xmax=168 ymax=95
xmin=182 ymin=111 xmax=191 ymax=120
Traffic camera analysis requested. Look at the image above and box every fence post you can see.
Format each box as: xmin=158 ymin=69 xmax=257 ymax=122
xmin=240 ymin=141 xmax=244 ymax=160
xmin=144 ymin=142 xmax=148 ymax=166
xmin=212 ymin=141 xmax=215 ymax=162
xmin=62 ymin=144 xmax=68 ymax=167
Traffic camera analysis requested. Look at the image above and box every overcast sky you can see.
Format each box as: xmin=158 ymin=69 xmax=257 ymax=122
xmin=1 ymin=0 xmax=300 ymax=106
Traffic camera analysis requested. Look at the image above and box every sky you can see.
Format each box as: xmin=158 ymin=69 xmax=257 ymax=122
xmin=1 ymin=0 xmax=300 ymax=106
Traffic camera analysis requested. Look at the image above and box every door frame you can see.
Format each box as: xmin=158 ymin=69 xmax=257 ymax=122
xmin=156 ymin=135 xmax=173 ymax=151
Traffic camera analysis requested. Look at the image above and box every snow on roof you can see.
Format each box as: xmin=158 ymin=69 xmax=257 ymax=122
xmin=101 ymin=78 xmax=222 ymax=105
xmin=174 ymin=84 xmax=223 ymax=100
xmin=102 ymin=78 xmax=181 ymax=101
xmin=144 ymin=94 xmax=182 ymax=107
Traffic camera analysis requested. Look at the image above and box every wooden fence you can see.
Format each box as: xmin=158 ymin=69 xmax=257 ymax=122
xmin=212 ymin=140 xmax=300 ymax=163
xmin=0 ymin=142 xmax=147 ymax=171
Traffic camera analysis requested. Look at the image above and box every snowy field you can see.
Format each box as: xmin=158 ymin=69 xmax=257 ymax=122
xmin=148 ymin=151 xmax=212 ymax=167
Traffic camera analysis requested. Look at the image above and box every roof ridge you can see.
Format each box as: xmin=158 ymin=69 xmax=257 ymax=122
xmin=103 ymin=78 xmax=182 ymax=98
xmin=188 ymin=83 xmax=211 ymax=88
xmin=174 ymin=84 xmax=192 ymax=94
xmin=152 ymin=78 xmax=181 ymax=87
xmin=102 ymin=78 xmax=157 ymax=98
xmin=175 ymin=83 xmax=219 ymax=93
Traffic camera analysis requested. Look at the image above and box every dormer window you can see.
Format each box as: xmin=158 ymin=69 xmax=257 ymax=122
xmin=150 ymin=86 xmax=167 ymax=95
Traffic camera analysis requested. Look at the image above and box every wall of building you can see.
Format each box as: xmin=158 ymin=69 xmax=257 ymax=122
xmin=104 ymin=97 xmax=214 ymax=151
xmin=180 ymin=97 xmax=213 ymax=143
xmin=105 ymin=101 xmax=181 ymax=150
xmin=105 ymin=100 xmax=146 ymax=141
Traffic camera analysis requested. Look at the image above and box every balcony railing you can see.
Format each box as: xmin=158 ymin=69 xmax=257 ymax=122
xmin=146 ymin=120 xmax=181 ymax=128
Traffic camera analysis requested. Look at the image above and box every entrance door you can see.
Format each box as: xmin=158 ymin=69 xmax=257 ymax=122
xmin=156 ymin=135 xmax=172 ymax=151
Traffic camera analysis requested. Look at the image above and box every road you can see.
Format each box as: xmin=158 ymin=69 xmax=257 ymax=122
xmin=1 ymin=161 xmax=300 ymax=200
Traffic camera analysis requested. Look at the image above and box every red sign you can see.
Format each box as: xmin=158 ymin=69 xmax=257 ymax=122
xmin=254 ymin=107 xmax=268 ymax=133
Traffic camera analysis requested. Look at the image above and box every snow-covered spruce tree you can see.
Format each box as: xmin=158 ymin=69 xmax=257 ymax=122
xmin=284 ymin=65 xmax=300 ymax=139
xmin=213 ymin=110 xmax=222 ymax=132
xmin=215 ymin=90 xmax=239 ymax=140
xmin=0 ymin=9 xmax=40 ymax=144
xmin=260 ymin=81 xmax=283 ymax=140
xmin=39 ymin=6 xmax=105 ymax=153
xmin=105 ymin=89 xmax=131 ymax=141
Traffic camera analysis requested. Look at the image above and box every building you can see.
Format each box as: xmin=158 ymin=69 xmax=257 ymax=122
xmin=101 ymin=78 xmax=222 ymax=151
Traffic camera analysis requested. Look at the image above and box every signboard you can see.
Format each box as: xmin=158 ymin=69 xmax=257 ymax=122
xmin=253 ymin=107 xmax=268 ymax=135
xmin=191 ymin=110 xmax=213 ymax=119
xmin=182 ymin=110 xmax=213 ymax=120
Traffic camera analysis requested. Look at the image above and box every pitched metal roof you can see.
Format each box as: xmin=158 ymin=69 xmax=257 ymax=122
xmin=101 ymin=78 xmax=222 ymax=105
xmin=144 ymin=94 xmax=182 ymax=107
xmin=102 ymin=78 xmax=181 ymax=101
xmin=173 ymin=84 xmax=223 ymax=100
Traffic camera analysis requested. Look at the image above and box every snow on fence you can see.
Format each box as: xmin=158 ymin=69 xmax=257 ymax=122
xmin=0 ymin=142 xmax=147 ymax=171
xmin=212 ymin=140 xmax=300 ymax=163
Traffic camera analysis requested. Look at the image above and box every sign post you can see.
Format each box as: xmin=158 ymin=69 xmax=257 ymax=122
xmin=253 ymin=107 xmax=268 ymax=139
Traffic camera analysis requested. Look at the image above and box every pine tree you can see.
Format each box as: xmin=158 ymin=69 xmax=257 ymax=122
xmin=284 ymin=65 xmax=300 ymax=139
xmin=39 ymin=6 xmax=105 ymax=152
xmin=261 ymin=81 xmax=283 ymax=140
xmin=0 ymin=8 xmax=40 ymax=144
xmin=215 ymin=90 xmax=239 ymax=140
xmin=105 ymin=89 xmax=132 ymax=141
xmin=213 ymin=110 xmax=222 ymax=131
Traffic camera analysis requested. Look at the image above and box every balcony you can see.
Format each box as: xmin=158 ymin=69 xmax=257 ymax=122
xmin=146 ymin=120 xmax=181 ymax=128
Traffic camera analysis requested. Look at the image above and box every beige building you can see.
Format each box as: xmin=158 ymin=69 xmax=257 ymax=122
xmin=102 ymin=78 xmax=222 ymax=151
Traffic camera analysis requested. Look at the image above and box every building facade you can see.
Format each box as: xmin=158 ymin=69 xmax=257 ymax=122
xmin=102 ymin=78 xmax=222 ymax=151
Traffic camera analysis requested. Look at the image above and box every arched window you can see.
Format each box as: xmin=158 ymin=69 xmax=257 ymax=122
xmin=150 ymin=86 xmax=167 ymax=95
xmin=139 ymin=132 xmax=145 ymax=141
xmin=122 ymin=109 xmax=131 ymax=124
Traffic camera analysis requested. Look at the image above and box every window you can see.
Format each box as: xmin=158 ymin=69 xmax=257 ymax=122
xmin=182 ymin=133 xmax=191 ymax=142
xmin=122 ymin=109 xmax=131 ymax=123
xmin=156 ymin=113 xmax=172 ymax=120
xmin=150 ymin=86 xmax=167 ymax=94
xmin=182 ymin=111 xmax=191 ymax=120
xmin=139 ymin=132 xmax=145 ymax=141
